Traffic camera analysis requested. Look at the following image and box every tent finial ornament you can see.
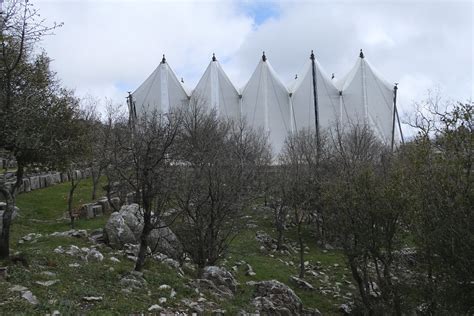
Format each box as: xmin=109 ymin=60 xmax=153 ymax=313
xmin=212 ymin=53 xmax=216 ymax=62
xmin=331 ymin=73 xmax=335 ymax=80
xmin=310 ymin=50 xmax=315 ymax=61
xmin=359 ymin=49 xmax=364 ymax=59
xmin=181 ymin=78 xmax=184 ymax=83
xmin=162 ymin=54 xmax=166 ymax=64
xmin=262 ymin=51 xmax=266 ymax=62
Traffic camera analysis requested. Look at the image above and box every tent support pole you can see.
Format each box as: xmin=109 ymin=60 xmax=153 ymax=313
xmin=396 ymin=104 xmax=405 ymax=145
xmin=391 ymin=84 xmax=398 ymax=152
xmin=127 ymin=92 xmax=137 ymax=131
xmin=311 ymin=50 xmax=320 ymax=152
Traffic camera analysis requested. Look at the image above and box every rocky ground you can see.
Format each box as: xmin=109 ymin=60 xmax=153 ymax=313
xmin=0 ymin=178 xmax=356 ymax=314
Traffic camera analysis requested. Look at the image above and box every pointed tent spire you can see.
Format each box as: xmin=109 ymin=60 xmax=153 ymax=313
xmin=161 ymin=54 xmax=166 ymax=64
xmin=336 ymin=51 xmax=395 ymax=143
xmin=242 ymin=55 xmax=290 ymax=154
xmin=262 ymin=51 xmax=267 ymax=62
xmin=191 ymin=56 xmax=240 ymax=120
xmin=132 ymin=57 xmax=189 ymax=115
xmin=212 ymin=53 xmax=217 ymax=62
xmin=310 ymin=50 xmax=315 ymax=61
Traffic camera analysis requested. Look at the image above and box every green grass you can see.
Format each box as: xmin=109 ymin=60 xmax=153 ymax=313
xmin=1 ymin=180 xmax=353 ymax=314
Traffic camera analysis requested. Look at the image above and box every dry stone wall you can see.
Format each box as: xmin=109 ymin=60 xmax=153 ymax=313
xmin=2 ymin=168 xmax=92 ymax=194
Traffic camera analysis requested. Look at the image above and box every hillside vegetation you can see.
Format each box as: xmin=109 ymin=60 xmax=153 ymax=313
xmin=0 ymin=179 xmax=352 ymax=314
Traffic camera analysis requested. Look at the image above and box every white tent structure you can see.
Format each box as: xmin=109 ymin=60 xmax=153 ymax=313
xmin=336 ymin=50 xmax=400 ymax=144
xmin=190 ymin=54 xmax=240 ymax=121
xmin=241 ymin=52 xmax=292 ymax=154
xmin=129 ymin=50 xmax=403 ymax=154
xmin=290 ymin=51 xmax=341 ymax=134
xmin=129 ymin=55 xmax=189 ymax=118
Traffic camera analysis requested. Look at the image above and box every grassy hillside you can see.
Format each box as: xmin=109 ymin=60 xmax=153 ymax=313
xmin=0 ymin=178 xmax=353 ymax=314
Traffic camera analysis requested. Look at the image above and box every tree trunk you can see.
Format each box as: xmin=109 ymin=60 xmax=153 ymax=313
xmin=135 ymin=224 xmax=151 ymax=272
xmin=135 ymin=233 xmax=149 ymax=272
xmin=12 ymin=162 xmax=24 ymax=197
xmin=105 ymin=176 xmax=119 ymax=212
xmin=0 ymin=187 xmax=14 ymax=259
xmin=275 ymin=206 xmax=285 ymax=250
xmin=0 ymin=161 xmax=22 ymax=259
xmin=67 ymin=172 xmax=79 ymax=229
xmin=0 ymin=210 xmax=11 ymax=259
xmin=135 ymin=205 xmax=152 ymax=272
xmin=91 ymin=168 xmax=102 ymax=201
xmin=297 ymin=220 xmax=305 ymax=278
xmin=91 ymin=177 xmax=98 ymax=201
xmin=276 ymin=226 xmax=284 ymax=250
xmin=349 ymin=256 xmax=373 ymax=315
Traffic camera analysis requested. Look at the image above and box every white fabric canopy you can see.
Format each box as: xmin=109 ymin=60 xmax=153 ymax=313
xmin=131 ymin=56 xmax=189 ymax=116
xmin=191 ymin=56 xmax=240 ymax=121
xmin=241 ymin=54 xmax=292 ymax=155
xmin=336 ymin=52 xmax=396 ymax=143
xmin=131 ymin=51 xmax=400 ymax=153
xmin=290 ymin=56 xmax=341 ymax=133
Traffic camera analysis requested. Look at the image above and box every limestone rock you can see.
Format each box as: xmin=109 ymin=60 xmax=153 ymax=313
xmin=250 ymin=280 xmax=303 ymax=315
xmin=190 ymin=266 xmax=238 ymax=300
xmin=339 ymin=303 xmax=352 ymax=314
xmin=290 ymin=276 xmax=315 ymax=291
xmin=89 ymin=229 xmax=105 ymax=244
xmin=35 ymin=280 xmax=59 ymax=287
xmin=246 ymin=264 xmax=256 ymax=277
xmin=0 ymin=266 xmax=7 ymax=280
xmin=120 ymin=271 xmax=147 ymax=291
xmin=19 ymin=233 xmax=42 ymax=243
xmin=22 ymin=291 xmax=39 ymax=305
xmin=255 ymin=231 xmax=278 ymax=251
xmin=202 ymin=266 xmax=237 ymax=294
xmin=103 ymin=203 xmax=182 ymax=259
xmin=148 ymin=304 xmax=163 ymax=312
xmin=83 ymin=296 xmax=103 ymax=302
xmin=50 ymin=229 xmax=88 ymax=238
xmin=40 ymin=271 xmax=57 ymax=278
xmin=86 ymin=249 xmax=104 ymax=262
xmin=104 ymin=212 xmax=136 ymax=247
xmin=9 ymin=285 xmax=28 ymax=292
xmin=65 ymin=245 xmax=82 ymax=257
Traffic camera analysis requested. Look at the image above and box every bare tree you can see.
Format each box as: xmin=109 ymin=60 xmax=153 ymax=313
xmin=278 ymin=128 xmax=324 ymax=278
xmin=0 ymin=0 xmax=69 ymax=259
xmin=101 ymin=101 xmax=127 ymax=212
xmin=268 ymin=191 xmax=290 ymax=251
xmin=80 ymin=95 xmax=107 ymax=201
xmin=323 ymin=124 xmax=407 ymax=314
xmin=401 ymin=99 xmax=473 ymax=313
xmin=174 ymin=101 xmax=270 ymax=272
xmin=108 ymin=109 xmax=181 ymax=271
xmin=64 ymin=99 xmax=101 ymax=228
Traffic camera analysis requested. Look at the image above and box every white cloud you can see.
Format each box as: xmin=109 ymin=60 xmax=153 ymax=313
xmin=33 ymin=0 xmax=473 ymax=115
xmin=35 ymin=0 xmax=253 ymax=106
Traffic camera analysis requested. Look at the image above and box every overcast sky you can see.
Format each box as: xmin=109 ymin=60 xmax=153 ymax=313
xmin=34 ymin=0 xmax=473 ymax=118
